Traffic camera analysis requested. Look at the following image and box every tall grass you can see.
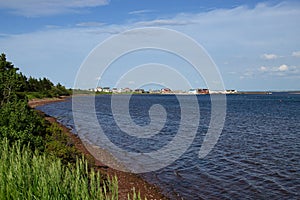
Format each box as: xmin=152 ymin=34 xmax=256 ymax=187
xmin=0 ymin=138 xmax=118 ymax=200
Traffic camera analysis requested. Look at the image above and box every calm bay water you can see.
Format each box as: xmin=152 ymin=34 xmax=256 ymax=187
xmin=37 ymin=93 xmax=300 ymax=199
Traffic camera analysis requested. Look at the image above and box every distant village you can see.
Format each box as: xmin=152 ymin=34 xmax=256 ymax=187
xmin=89 ymin=87 xmax=238 ymax=94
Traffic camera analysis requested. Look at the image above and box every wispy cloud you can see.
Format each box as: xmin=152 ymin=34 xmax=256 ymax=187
xmin=258 ymin=64 xmax=299 ymax=76
xmin=76 ymin=22 xmax=105 ymax=27
xmin=240 ymin=70 xmax=255 ymax=79
xmin=261 ymin=53 xmax=278 ymax=60
xmin=129 ymin=9 xmax=154 ymax=15
xmin=135 ymin=19 xmax=194 ymax=26
xmin=0 ymin=33 xmax=12 ymax=38
xmin=242 ymin=64 xmax=300 ymax=79
xmin=292 ymin=51 xmax=300 ymax=57
xmin=259 ymin=64 xmax=289 ymax=72
xmin=0 ymin=0 xmax=109 ymax=17
xmin=45 ymin=25 xmax=61 ymax=29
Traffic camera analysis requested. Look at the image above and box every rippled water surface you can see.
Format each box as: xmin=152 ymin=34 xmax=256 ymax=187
xmin=37 ymin=93 xmax=300 ymax=199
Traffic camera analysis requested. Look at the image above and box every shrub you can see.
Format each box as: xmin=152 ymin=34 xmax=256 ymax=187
xmin=0 ymin=100 xmax=46 ymax=151
xmin=45 ymin=123 xmax=80 ymax=164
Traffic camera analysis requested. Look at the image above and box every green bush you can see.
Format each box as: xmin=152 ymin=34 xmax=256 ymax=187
xmin=45 ymin=123 xmax=80 ymax=164
xmin=0 ymin=126 xmax=43 ymax=152
xmin=0 ymin=100 xmax=46 ymax=151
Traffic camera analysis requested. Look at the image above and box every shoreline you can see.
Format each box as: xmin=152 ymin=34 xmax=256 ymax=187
xmin=28 ymin=96 xmax=70 ymax=108
xmin=29 ymin=97 xmax=168 ymax=200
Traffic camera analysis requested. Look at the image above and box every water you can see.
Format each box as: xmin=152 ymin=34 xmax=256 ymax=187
xmin=37 ymin=93 xmax=300 ymax=199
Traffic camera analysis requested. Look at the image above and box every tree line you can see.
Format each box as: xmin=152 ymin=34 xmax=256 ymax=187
xmin=0 ymin=52 xmax=71 ymax=150
xmin=0 ymin=53 xmax=71 ymax=105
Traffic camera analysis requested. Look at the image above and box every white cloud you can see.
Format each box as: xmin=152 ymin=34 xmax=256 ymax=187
xmin=0 ymin=0 xmax=109 ymax=17
xmin=129 ymin=10 xmax=154 ymax=15
xmin=76 ymin=22 xmax=105 ymax=27
xmin=260 ymin=66 xmax=268 ymax=72
xmin=278 ymin=64 xmax=288 ymax=71
xmin=257 ymin=64 xmax=299 ymax=76
xmin=135 ymin=19 xmax=194 ymax=26
xmin=292 ymin=51 xmax=300 ymax=57
xmin=261 ymin=53 xmax=278 ymax=60
xmin=45 ymin=25 xmax=61 ymax=29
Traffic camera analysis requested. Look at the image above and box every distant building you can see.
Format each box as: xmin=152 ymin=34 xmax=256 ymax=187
xmin=95 ymin=87 xmax=102 ymax=92
xmin=225 ymin=90 xmax=238 ymax=94
xmin=111 ymin=88 xmax=118 ymax=93
xmin=188 ymin=89 xmax=197 ymax=94
xmin=149 ymin=89 xmax=161 ymax=94
xmin=121 ymin=87 xmax=133 ymax=93
xmin=209 ymin=90 xmax=224 ymax=94
xmin=188 ymin=89 xmax=198 ymax=94
xmin=161 ymin=88 xmax=172 ymax=94
xmin=134 ymin=89 xmax=145 ymax=93
xmin=188 ymin=88 xmax=210 ymax=94
xmin=198 ymin=89 xmax=209 ymax=94
xmin=102 ymin=87 xmax=111 ymax=93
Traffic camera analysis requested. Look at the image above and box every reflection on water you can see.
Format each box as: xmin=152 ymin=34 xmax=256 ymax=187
xmin=37 ymin=93 xmax=300 ymax=199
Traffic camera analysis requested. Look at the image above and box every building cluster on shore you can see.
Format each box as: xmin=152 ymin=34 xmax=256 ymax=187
xmin=90 ymin=87 xmax=238 ymax=94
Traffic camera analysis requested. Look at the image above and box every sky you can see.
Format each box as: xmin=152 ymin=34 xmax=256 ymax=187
xmin=0 ymin=0 xmax=300 ymax=91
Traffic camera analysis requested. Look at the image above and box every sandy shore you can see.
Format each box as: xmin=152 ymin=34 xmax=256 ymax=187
xmin=29 ymin=97 xmax=168 ymax=200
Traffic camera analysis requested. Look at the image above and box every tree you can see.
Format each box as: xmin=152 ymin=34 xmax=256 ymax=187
xmin=0 ymin=53 xmax=16 ymax=71
xmin=0 ymin=53 xmax=71 ymax=101
xmin=0 ymin=53 xmax=21 ymax=105
xmin=41 ymin=77 xmax=53 ymax=91
xmin=18 ymin=72 xmax=29 ymax=92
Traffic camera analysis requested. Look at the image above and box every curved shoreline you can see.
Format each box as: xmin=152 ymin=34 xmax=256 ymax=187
xmin=29 ymin=97 xmax=169 ymax=200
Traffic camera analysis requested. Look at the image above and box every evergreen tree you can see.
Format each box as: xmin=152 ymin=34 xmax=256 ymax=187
xmin=0 ymin=53 xmax=21 ymax=105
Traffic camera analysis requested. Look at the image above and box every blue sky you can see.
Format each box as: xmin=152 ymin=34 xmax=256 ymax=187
xmin=0 ymin=0 xmax=299 ymax=91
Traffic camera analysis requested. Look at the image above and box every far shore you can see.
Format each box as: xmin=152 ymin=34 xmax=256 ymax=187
xmin=28 ymin=97 xmax=169 ymax=200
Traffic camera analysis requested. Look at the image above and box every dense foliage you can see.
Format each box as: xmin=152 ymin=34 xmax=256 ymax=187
xmin=25 ymin=77 xmax=71 ymax=99
xmin=0 ymin=53 xmax=71 ymax=149
xmin=0 ymin=54 xmax=20 ymax=105
xmin=0 ymin=100 xmax=44 ymax=151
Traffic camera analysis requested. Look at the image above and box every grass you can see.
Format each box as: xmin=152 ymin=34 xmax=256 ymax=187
xmin=0 ymin=103 xmax=145 ymax=200
xmin=0 ymin=138 xmax=118 ymax=200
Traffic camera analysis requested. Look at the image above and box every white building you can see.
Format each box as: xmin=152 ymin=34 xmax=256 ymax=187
xmin=188 ymin=89 xmax=198 ymax=94
xmin=94 ymin=87 xmax=102 ymax=92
